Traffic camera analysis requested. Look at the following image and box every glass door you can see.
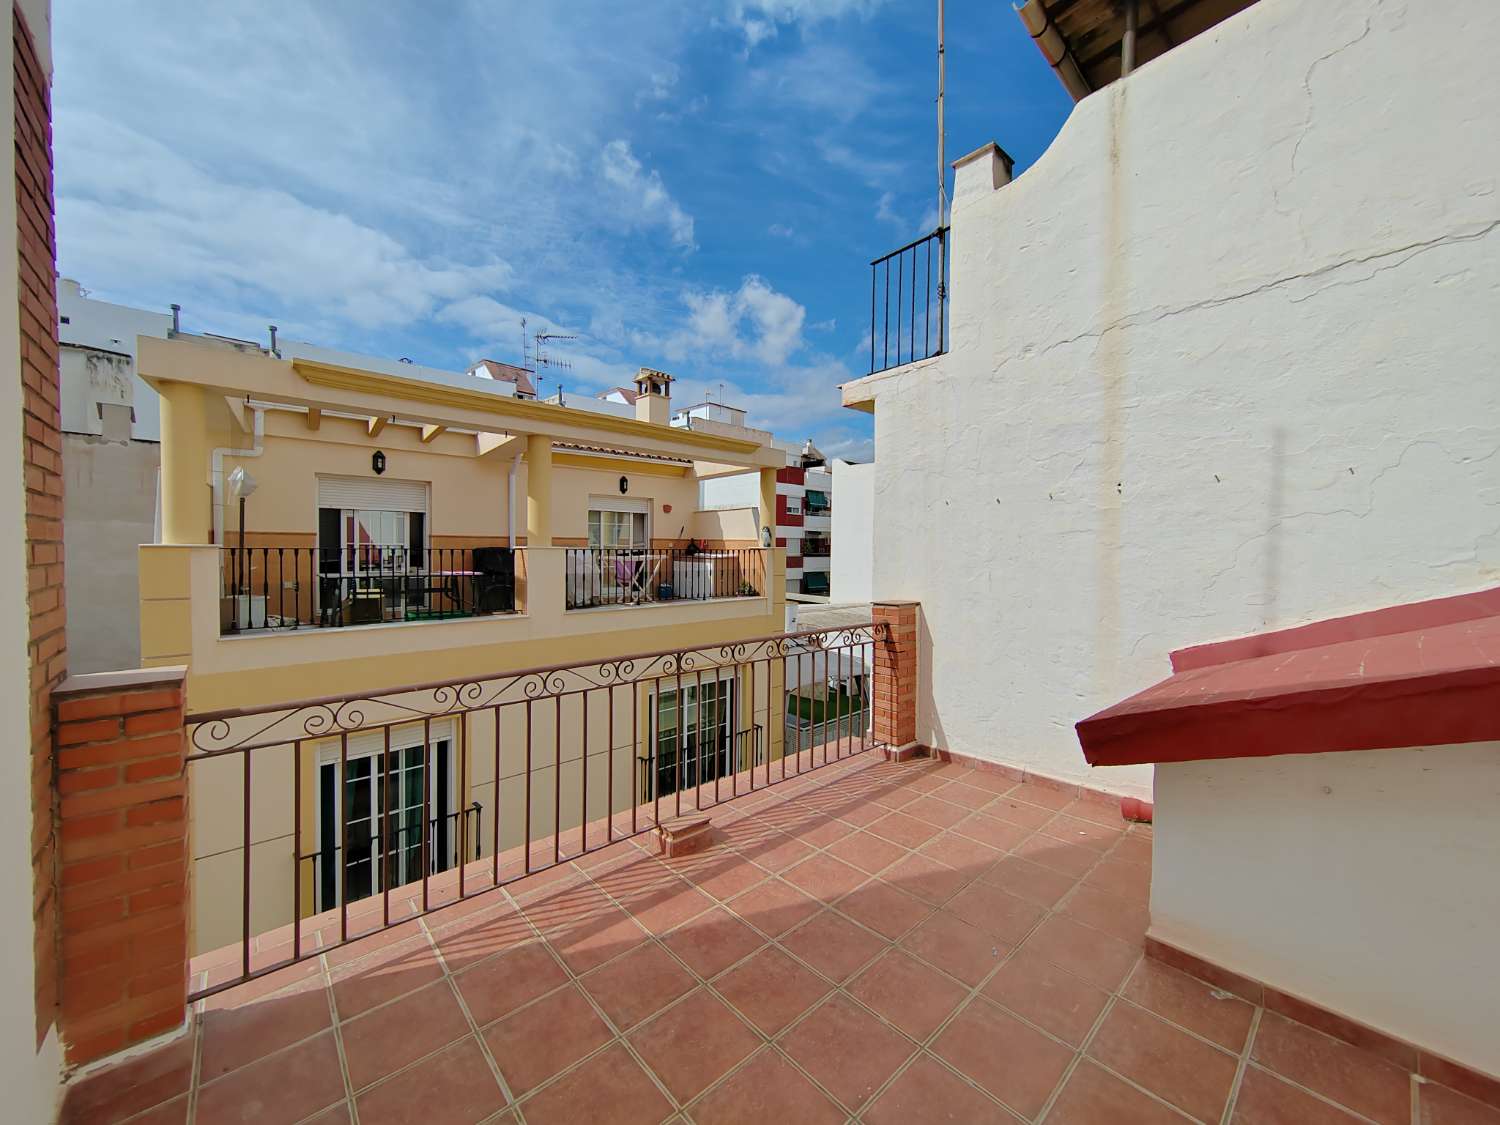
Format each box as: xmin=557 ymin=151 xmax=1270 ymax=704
xmin=315 ymin=736 xmax=454 ymax=911
xmin=652 ymin=677 xmax=735 ymax=799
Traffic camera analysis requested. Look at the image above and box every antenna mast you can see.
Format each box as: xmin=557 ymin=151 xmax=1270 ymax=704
xmin=937 ymin=0 xmax=948 ymax=229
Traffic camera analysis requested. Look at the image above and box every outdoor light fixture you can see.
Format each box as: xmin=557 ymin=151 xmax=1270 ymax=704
xmin=227 ymin=465 xmax=257 ymax=501
xmin=619 ymin=475 xmax=629 ymax=494
xmin=372 ymin=450 xmax=387 ymax=475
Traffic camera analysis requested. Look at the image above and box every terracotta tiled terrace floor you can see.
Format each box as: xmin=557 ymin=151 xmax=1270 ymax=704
xmin=64 ymin=754 xmax=1498 ymax=1125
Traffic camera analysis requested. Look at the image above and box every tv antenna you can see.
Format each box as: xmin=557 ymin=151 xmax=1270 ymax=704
xmin=520 ymin=317 xmax=575 ymax=396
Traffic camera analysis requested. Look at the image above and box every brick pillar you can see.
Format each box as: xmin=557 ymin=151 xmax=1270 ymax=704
xmin=872 ymin=601 xmax=919 ymax=759
xmin=53 ymin=668 xmax=190 ymax=1066
xmin=14 ymin=1 xmax=65 ymax=1046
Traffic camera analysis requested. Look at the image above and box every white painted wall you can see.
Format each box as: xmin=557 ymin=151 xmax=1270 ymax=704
xmin=58 ymin=279 xmax=171 ymax=440
xmin=2 ymin=3 xmax=63 ymax=1118
xmin=856 ymin=0 xmax=1500 ymax=798
xmin=831 ymin=460 xmax=873 ymax=603
xmin=1151 ymin=743 xmax=1500 ymax=1077
xmin=699 ymin=472 xmax=761 ymax=513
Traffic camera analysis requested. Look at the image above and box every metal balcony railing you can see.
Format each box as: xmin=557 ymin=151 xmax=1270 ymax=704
xmin=870 ymin=226 xmax=948 ymax=374
xmin=564 ymin=547 xmax=764 ymax=610
xmin=219 ymin=545 xmax=522 ymax=634
xmin=184 ymin=622 xmax=885 ymax=998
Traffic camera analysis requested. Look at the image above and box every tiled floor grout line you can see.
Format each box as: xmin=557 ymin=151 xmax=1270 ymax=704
xmin=490 ymin=866 xmax=689 ymax=1123
xmin=417 ymin=913 xmax=519 ymax=1110
xmin=1218 ymin=1006 xmax=1262 ymax=1125
xmin=319 ymin=947 xmax=362 ymax=1125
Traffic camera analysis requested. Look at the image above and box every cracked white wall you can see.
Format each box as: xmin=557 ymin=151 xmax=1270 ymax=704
xmin=859 ymin=0 xmax=1500 ymax=798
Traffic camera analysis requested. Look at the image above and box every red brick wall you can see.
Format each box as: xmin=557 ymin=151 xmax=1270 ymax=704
xmin=54 ymin=670 xmax=189 ymax=1065
xmin=872 ymin=602 xmax=918 ymax=751
xmin=14 ymin=1 xmax=63 ymax=1047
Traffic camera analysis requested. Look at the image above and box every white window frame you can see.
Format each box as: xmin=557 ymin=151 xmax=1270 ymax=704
xmin=313 ymin=719 xmax=457 ymax=910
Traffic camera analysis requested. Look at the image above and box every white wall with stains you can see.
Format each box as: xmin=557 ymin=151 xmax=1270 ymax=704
xmin=850 ymin=0 xmax=1500 ymax=798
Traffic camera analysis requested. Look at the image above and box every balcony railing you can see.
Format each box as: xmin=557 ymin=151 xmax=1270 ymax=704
xmin=219 ymin=545 xmax=523 ymax=634
xmin=870 ymin=225 xmax=948 ymax=374
xmin=564 ymin=547 xmax=763 ymax=610
xmin=802 ymin=538 xmax=831 ymax=557
xmin=184 ymin=622 xmax=884 ymax=998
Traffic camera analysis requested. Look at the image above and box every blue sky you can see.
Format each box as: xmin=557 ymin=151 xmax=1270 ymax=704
xmin=52 ymin=1 xmax=1072 ymax=460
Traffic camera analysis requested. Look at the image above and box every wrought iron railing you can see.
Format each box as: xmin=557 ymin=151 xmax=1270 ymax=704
xmin=564 ymin=547 xmax=764 ymax=609
xmin=219 ymin=545 xmax=522 ymax=633
xmin=870 ymin=226 xmax=948 ymax=374
xmin=185 ymin=622 xmax=883 ymax=999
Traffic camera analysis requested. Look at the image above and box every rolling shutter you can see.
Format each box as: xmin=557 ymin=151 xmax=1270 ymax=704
xmin=316 ymin=476 xmax=428 ymax=513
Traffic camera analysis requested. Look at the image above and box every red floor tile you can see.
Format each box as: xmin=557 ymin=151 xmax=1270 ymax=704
xmin=825 ymin=830 xmax=907 ymax=874
xmin=930 ymin=779 xmax=1000 ymax=810
xmin=659 ymin=906 xmax=764 ymax=979
xmin=985 ymin=797 xmax=1059 ymax=830
xmin=1047 ymin=1060 xmax=1190 ymax=1124
xmin=900 ymin=908 xmax=1008 ymax=987
xmin=779 ymin=908 xmax=889 ymax=982
xmin=884 ymin=852 xmax=974 ymax=906
xmin=1024 ymin=914 xmax=1140 ymax=990
xmin=836 ymin=878 xmax=933 ymax=939
xmin=1123 ymin=959 xmax=1256 ymax=1053
xmin=628 ymin=988 xmax=761 ymax=1102
xmin=979 ymin=855 xmax=1080 ymax=907
xmin=782 ymin=853 xmax=868 ymax=903
xmin=725 ymin=877 xmax=823 ymax=936
xmin=982 ymin=947 xmax=1110 ymax=1048
xmin=847 ymin=947 xmax=970 ymax=1041
xmin=1231 ymin=1066 xmax=1368 ymax=1124
xmin=952 ymin=811 xmax=1034 ymax=852
xmin=547 ymin=903 xmax=650 ymax=974
xmin=714 ymin=946 xmax=829 ymax=1034
xmin=687 ymin=1047 xmax=845 ymax=1125
xmin=1420 ymin=1083 xmax=1500 ymax=1125
xmin=431 ymin=904 xmax=534 ymax=973
xmin=1041 ymin=814 xmax=1125 ymax=853
xmin=1251 ymin=1011 xmax=1413 ymax=1125
xmin=453 ymin=938 xmax=569 ymax=1026
xmin=340 ymin=981 xmax=471 ymax=1091
xmin=1113 ymin=833 xmax=1154 ymax=864
xmin=618 ymin=879 xmax=717 ymax=936
xmin=580 ymin=940 xmax=696 ymax=1030
xmin=482 ymin=985 xmax=612 ymax=1096
xmin=199 ymin=980 xmax=332 ymax=1082
xmin=943 ymin=880 xmax=1048 ymax=945
xmin=1057 ymin=882 xmax=1151 ymax=947
xmin=1012 ymin=833 xmax=1101 ymax=878
xmin=1088 ymin=1002 xmax=1239 ymax=1123
xmin=867 ymin=810 xmax=944 ymax=849
xmin=863 ymin=1053 xmax=1014 ymax=1125
xmin=1009 ymin=782 xmax=1075 ymax=811
xmin=354 ymin=1038 xmax=508 ymax=1125
xmin=127 ymin=1096 xmax=190 ymax=1125
xmin=931 ymin=998 xmax=1074 ymax=1119
xmin=518 ymin=1043 xmax=672 ymax=1125
xmin=1083 ymin=856 xmax=1153 ymax=902
xmin=901 ymin=795 xmax=971 ymax=829
xmin=330 ymin=937 xmax=444 ymax=1019
xmin=674 ymin=848 xmax=769 ymax=901
xmin=60 ymin=1033 xmax=194 ymax=1125
xmin=195 ymin=1030 xmax=346 ymax=1125
xmin=798 ymin=814 xmax=854 ymax=848
xmin=917 ymin=828 xmax=1004 ymax=874
xmin=778 ymin=993 xmax=916 ymax=1112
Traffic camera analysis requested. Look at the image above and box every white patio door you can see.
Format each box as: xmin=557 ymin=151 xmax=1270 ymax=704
xmin=651 ymin=673 xmax=735 ymax=800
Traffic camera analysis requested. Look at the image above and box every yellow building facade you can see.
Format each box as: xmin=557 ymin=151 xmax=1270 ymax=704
xmin=139 ymin=335 xmax=790 ymax=952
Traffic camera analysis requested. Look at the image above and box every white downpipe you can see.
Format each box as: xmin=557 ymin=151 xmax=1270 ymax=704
xmin=507 ymin=451 xmax=522 ymax=547
xmin=211 ymin=406 xmax=264 ymax=546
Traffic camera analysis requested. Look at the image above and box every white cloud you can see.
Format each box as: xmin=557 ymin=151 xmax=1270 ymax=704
xmin=598 ymin=139 xmax=697 ymax=251
xmin=768 ymin=223 xmax=796 ymax=239
xmin=744 ymin=43 xmax=885 ymax=123
xmin=670 ymin=275 xmax=806 ymax=366
xmin=56 ymin=112 xmax=510 ymax=332
xmin=726 ymin=0 xmax=889 ymax=48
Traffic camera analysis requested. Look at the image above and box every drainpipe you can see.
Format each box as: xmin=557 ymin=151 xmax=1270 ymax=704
xmin=211 ymin=406 xmax=264 ymax=546
xmin=507 ymin=451 xmax=522 ymax=547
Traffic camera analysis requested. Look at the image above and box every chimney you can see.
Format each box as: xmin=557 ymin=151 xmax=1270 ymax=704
xmin=633 ymin=367 xmax=674 ymax=426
